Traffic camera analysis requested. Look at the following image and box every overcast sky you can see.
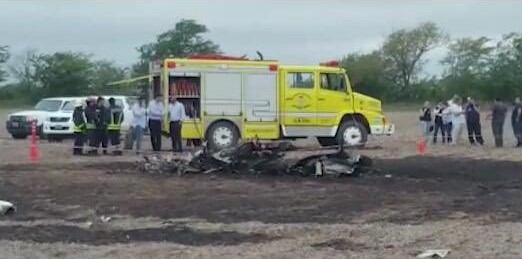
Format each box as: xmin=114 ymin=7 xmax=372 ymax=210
xmin=1 ymin=0 xmax=522 ymax=77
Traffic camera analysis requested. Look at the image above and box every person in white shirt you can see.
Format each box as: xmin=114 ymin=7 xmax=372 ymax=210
xmin=448 ymin=96 xmax=466 ymax=145
xmin=131 ymin=97 xmax=147 ymax=154
xmin=168 ymin=97 xmax=186 ymax=152
xmin=148 ymin=95 xmax=164 ymax=151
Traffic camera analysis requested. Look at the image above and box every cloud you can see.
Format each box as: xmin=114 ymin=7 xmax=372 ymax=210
xmin=1 ymin=0 xmax=521 ymax=73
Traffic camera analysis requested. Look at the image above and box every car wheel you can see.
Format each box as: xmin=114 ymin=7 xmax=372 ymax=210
xmin=336 ymin=120 xmax=368 ymax=147
xmin=11 ymin=134 xmax=28 ymax=139
xmin=207 ymin=121 xmax=239 ymax=151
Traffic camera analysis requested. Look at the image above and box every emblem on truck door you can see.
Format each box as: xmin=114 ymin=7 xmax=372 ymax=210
xmin=291 ymin=93 xmax=312 ymax=109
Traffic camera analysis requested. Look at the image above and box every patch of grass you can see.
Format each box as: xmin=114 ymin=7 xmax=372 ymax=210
xmin=0 ymin=98 xmax=33 ymax=109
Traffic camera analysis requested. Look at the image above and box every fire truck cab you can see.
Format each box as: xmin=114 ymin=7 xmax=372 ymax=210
xmin=149 ymin=56 xmax=394 ymax=150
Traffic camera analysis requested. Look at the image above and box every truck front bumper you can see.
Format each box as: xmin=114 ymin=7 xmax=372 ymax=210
xmin=6 ymin=121 xmax=32 ymax=136
xmin=43 ymin=121 xmax=74 ymax=135
xmin=370 ymin=123 xmax=395 ymax=136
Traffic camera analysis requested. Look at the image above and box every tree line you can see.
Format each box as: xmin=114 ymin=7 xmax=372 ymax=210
xmin=1 ymin=20 xmax=521 ymax=104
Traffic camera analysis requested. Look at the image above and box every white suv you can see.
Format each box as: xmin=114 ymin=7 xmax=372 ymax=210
xmin=43 ymin=95 xmax=135 ymax=140
xmin=6 ymin=97 xmax=80 ymax=139
xmin=5 ymin=96 xmax=135 ymax=140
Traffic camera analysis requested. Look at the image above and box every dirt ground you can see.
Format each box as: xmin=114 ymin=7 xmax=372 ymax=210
xmin=1 ymin=108 xmax=522 ymax=259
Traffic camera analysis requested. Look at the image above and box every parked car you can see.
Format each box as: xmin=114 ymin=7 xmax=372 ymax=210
xmin=6 ymin=97 xmax=79 ymax=139
xmin=5 ymin=96 xmax=136 ymax=140
xmin=42 ymin=95 xmax=136 ymax=141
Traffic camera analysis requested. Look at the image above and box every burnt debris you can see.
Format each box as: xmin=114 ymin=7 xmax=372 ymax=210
xmin=140 ymin=142 xmax=372 ymax=178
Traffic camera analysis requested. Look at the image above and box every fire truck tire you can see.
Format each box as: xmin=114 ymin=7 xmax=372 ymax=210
xmin=337 ymin=120 xmax=367 ymax=147
xmin=207 ymin=121 xmax=239 ymax=151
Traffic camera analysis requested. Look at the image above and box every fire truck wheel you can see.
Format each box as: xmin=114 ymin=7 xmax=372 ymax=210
xmin=337 ymin=120 xmax=367 ymax=147
xmin=207 ymin=121 xmax=239 ymax=150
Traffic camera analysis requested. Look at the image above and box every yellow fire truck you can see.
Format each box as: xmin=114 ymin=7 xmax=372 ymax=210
xmin=149 ymin=56 xmax=394 ymax=150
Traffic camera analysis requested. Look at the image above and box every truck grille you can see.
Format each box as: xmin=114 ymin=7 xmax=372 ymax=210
xmin=10 ymin=116 xmax=26 ymax=122
xmin=50 ymin=117 xmax=70 ymax=122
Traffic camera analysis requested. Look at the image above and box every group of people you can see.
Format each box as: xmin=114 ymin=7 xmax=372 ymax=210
xmin=72 ymin=95 xmax=188 ymax=155
xmin=72 ymin=96 xmax=124 ymax=155
xmin=419 ymin=96 xmax=522 ymax=147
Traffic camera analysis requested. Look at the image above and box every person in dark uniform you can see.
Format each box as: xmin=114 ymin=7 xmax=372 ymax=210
xmin=107 ymin=97 xmax=124 ymax=155
xmin=465 ymin=97 xmax=484 ymax=145
xmin=72 ymin=99 xmax=86 ymax=155
xmin=490 ymin=98 xmax=508 ymax=148
xmin=512 ymin=97 xmax=522 ymax=147
xmin=433 ymin=102 xmax=446 ymax=144
xmin=96 ymin=96 xmax=110 ymax=155
xmin=84 ymin=97 xmax=98 ymax=155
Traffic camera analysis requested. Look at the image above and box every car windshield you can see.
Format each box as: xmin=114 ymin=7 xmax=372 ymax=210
xmin=34 ymin=100 xmax=63 ymax=112
xmin=61 ymin=101 xmax=76 ymax=111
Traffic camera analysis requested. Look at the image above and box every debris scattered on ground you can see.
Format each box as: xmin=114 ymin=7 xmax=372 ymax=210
xmin=416 ymin=249 xmax=450 ymax=258
xmin=100 ymin=215 xmax=112 ymax=223
xmin=140 ymin=141 xmax=372 ymax=178
xmin=0 ymin=200 xmax=15 ymax=216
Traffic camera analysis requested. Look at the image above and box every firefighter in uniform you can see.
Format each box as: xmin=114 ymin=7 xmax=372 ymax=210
xmin=96 ymin=96 xmax=110 ymax=155
xmin=85 ymin=97 xmax=98 ymax=155
xmin=72 ymin=99 xmax=86 ymax=155
xmin=107 ymin=97 xmax=124 ymax=155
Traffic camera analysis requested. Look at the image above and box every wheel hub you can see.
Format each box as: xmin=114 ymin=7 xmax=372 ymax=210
xmin=343 ymin=126 xmax=362 ymax=146
xmin=213 ymin=127 xmax=233 ymax=147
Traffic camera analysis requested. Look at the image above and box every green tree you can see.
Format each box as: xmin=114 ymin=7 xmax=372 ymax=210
xmin=133 ymin=19 xmax=221 ymax=75
xmin=91 ymin=60 xmax=127 ymax=94
xmin=340 ymin=51 xmax=390 ymax=99
xmin=382 ymin=22 xmax=446 ymax=99
xmin=486 ymin=33 xmax=522 ymax=100
xmin=9 ymin=49 xmax=40 ymax=92
xmin=0 ymin=45 xmax=9 ymax=83
xmin=33 ymin=52 xmax=94 ymax=97
xmin=440 ymin=37 xmax=494 ymax=98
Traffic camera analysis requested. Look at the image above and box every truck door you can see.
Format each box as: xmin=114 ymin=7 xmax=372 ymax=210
xmin=316 ymin=73 xmax=352 ymax=126
xmin=282 ymin=70 xmax=317 ymax=126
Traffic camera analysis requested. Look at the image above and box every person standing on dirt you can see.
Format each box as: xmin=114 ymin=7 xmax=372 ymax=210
xmin=72 ymin=99 xmax=86 ymax=155
xmin=107 ymin=97 xmax=124 ymax=155
xmin=489 ymin=98 xmax=508 ymax=147
xmin=148 ymin=95 xmax=164 ymax=151
xmin=85 ymin=97 xmax=98 ymax=155
xmin=465 ymin=97 xmax=484 ymax=145
xmin=131 ymin=97 xmax=147 ymax=154
xmin=511 ymin=97 xmax=522 ymax=147
xmin=419 ymin=101 xmax=432 ymax=142
xmin=95 ymin=96 xmax=110 ymax=155
xmin=441 ymin=101 xmax=453 ymax=144
xmin=433 ymin=102 xmax=446 ymax=144
xmin=448 ymin=96 xmax=466 ymax=145
xmin=168 ymin=96 xmax=186 ymax=152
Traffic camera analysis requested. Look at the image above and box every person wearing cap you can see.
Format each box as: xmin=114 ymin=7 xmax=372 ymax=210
xmin=168 ymin=96 xmax=186 ymax=152
xmin=107 ymin=97 xmax=124 ymax=155
xmin=72 ymin=99 xmax=86 ymax=155
xmin=85 ymin=97 xmax=98 ymax=155
xmin=148 ymin=95 xmax=164 ymax=151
